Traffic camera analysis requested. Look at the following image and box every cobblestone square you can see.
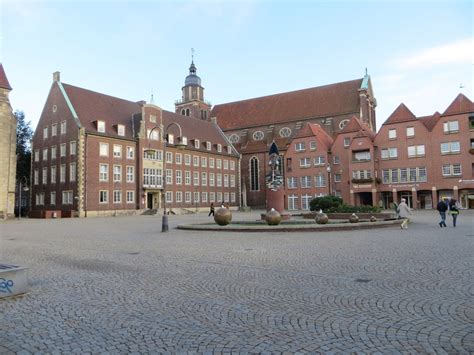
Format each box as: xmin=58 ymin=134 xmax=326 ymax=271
xmin=0 ymin=210 xmax=473 ymax=354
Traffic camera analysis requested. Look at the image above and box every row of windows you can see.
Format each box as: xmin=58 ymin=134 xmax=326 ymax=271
xmin=99 ymin=143 xmax=135 ymax=159
xmin=99 ymin=190 xmax=135 ymax=204
xmin=387 ymin=120 xmax=460 ymax=140
xmin=35 ymin=190 xmax=73 ymax=206
xmin=229 ymin=127 xmax=292 ymax=144
xmin=143 ymin=168 xmax=236 ymax=188
xmin=99 ymin=164 xmax=135 ymax=183
xmin=287 ymin=193 xmax=330 ymax=211
xmin=95 ymin=120 xmax=126 ymax=136
xmin=34 ymin=163 xmax=76 ymax=185
xmin=34 ymin=141 xmax=76 ymax=162
xmin=381 ymin=142 xmax=461 ymax=160
xmin=294 ymin=141 xmax=318 ymax=152
xmin=42 ymin=121 xmax=67 ymax=139
xmin=299 ymin=156 xmax=327 ymax=167
xmin=382 ymin=167 xmax=427 ymax=184
xmin=143 ymin=149 xmax=236 ymax=170
xmin=165 ymin=191 xmax=236 ymax=204
xmin=287 ymin=175 xmax=327 ymax=188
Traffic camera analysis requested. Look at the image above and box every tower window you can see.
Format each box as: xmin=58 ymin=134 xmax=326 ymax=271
xmin=250 ymin=157 xmax=259 ymax=191
xmin=186 ymin=108 xmax=190 ymax=116
xmin=181 ymin=109 xmax=185 ymax=115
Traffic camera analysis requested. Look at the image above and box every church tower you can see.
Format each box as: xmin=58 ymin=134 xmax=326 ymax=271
xmin=0 ymin=64 xmax=17 ymax=218
xmin=175 ymin=51 xmax=211 ymax=120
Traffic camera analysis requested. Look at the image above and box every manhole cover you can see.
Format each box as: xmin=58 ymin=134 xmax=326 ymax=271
xmin=127 ymin=252 xmax=140 ymax=255
xmin=354 ymin=278 xmax=372 ymax=283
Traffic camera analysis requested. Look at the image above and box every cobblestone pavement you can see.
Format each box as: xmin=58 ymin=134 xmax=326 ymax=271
xmin=0 ymin=210 xmax=473 ymax=354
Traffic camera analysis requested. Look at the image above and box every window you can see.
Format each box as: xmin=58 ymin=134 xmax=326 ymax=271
xmin=223 ymin=160 xmax=229 ymax=170
xmin=113 ymin=145 xmax=122 ymax=158
xmin=185 ymin=171 xmax=191 ymax=185
xmin=230 ymin=193 xmax=236 ymax=203
xmin=333 ymin=156 xmax=340 ymax=164
xmin=52 ymin=124 xmax=57 ymax=136
xmin=227 ymin=146 xmax=232 ymax=155
xmin=60 ymin=121 xmax=67 ymax=134
xmin=34 ymin=149 xmax=39 ymax=162
xmin=185 ymin=192 xmax=192 ymax=203
xmin=175 ymin=191 xmax=183 ymax=203
xmin=60 ymin=165 xmax=66 ymax=183
xmin=210 ymin=192 xmax=215 ymax=203
xmin=35 ymin=193 xmax=45 ymax=206
xmin=126 ymin=166 xmax=134 ymax=183
xmin=97 ymin=120 xmax=105 ymax=133
xmin=175 ymin=153 xmax=182 ymax=164
xmin=295 ymin=142 xmax=305 ymax=152
xmin=184 ymin=154 xmax=191 ymax=166
xmin=230 ymin=175 xmax=235 ymax=187
xmin=62 ymin=191 xmax=73 ymax=205
xmin=117 ymin=124 xmax=125 ymax=136
xmin=147 ymin=129 xmax=159 ymax=140
xmin=209 ymin=173 xmax=215 ymax=186
xmin=217 ymin=192 xmax=223 ymax=203
xmin=400 ymin=168 xmax=407 ymax=182
xmin=408 ymin=145 xmax=425 ymax=157
xmin=300 ymin=157 xmax=311 ymax=168
xmin=70 ymin=141 xmax=76 ymax=155
xmin=209 ymin=158 xmax=215 ymax=168
xmin=126 ymin=191 xmax=134 ymax=203
xmin=194 ymin=139 xmax=200 ymax=149
xmin=166 ymin=152 xmax=173 ymax=164
xmin=201 ymin=157 xmax=207 ymax=167
xmin=60 ymin=143 xmax=66 ymax=157
xmin=193 ymin=156 xmax=199 ymax=167
xmin=34 ymin=169 xmax=39 ymax=185
xmin=51 ymin=166 xmax=57 ymax=184
xmin=314 ymin=156 xmax=325 ymax=166
xmin=50 ymin=191 xmax=56 ymax=205
xmin=224 ymin=192 xmax=229 ymax=203
xmin=143 ymin=149 xmax=162 ymax=161
xmin=51 ymin=146 xmax=57 ymax=160
xmin=113 ymin=190 xmax=122 ymax=204
xmin=288 ymin=195 xmax=298 ymax=210
xmin=224 ymin=174 xmax=229 ymax=187
xmin=230 ymin=161 xmax=235 ymax=170
xmin=315 ymin=175 xmax=326 ymax=187
xmin=206 ymin=142 xmax=212 ymax=151
xmin=229 ymin=134 xmax=239 ymax=143
xmin=202 ymin=192 xmax=208 ymax=203
xmin=166 ymin=169 xmax=173 ymax=185
xmin=99 ymin=143 xmax=109 ymax=157
xmin=193 ymin=192 xmax=200 ymax=204
xmin=443 ymin=121 xmax=459 ymax=133
xmin=279 ymin=127 xmax=291 ymax=137
xmin=381 ymin=148 xmax=398 ymax=159
xmin=253 ymin=131 xmax=264 ymax=141
xmin=343 ymin=137 xmax=350 ymax=147
xmin=440 ymin=141 xmax=460 ymax=154
xmin=301 ymin=194 xmax=312 ymax=210
xmin=113 ymin=165 xmax=122 ymax=182
xmin=70 ymin=163 xmax=76 ymax=182
xmin=250 ymin=157 xmax=259 ymax=191
xmin=470 ymin=116 xmax=474 ymax=129
xmin=166 ymin=134 xmax=174 ymax=144
xmin=99 ymin=190 xmax=108 ymax=203
xmin=391 ymin=169 xmax=399 ymax=183
xmin=309 ymin=141 xmax=317 ymax=151
xmin=217 ymin=173 xmax=222 ymax=187
xmin=216 ymin=158 xmax=222 ymax=169
xmin=143 ymin=168 xmax=162 ymax=187
xmin=353 ymin=150 xmax=371 ymax=162
xmin=388 ymin=129 xmax=396 ymax=139
xmin=301 ymin=176 xmax=311 ymax=188
xmin=352 ymin=170 xmax=371 ymax=179
xmin=334 ymin=174 xmax=341 ymax=182
xmin=217 ymin=144 xmax=222 ymax=153
xmin=202 ymin=172 xmax=208 ymax=186
xmin=43 ymin=127 xmax=48 ymax=139
xmin=175 ymin=170 xmax=182 ymax=185
xmin=442 ymin=164 xmax=462 ymax=177
xmin=382 ymin=169 xmax=390 ymax=184
xmin=149 ymin=115 xmax=156 ymax=123
xmin=42 ymin=167 xmax=48 ymax=184
xmin=43 ymin=148 xmax=48 ymax=161
xmin=406 ymin=127 xmax=414 ymax=137
xmin=99 ymin=164 xmax=108 ymax=181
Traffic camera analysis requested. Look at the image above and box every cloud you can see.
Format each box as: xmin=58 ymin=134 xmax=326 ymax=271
xmin=394 ymin=38 xmax=473 ymax=70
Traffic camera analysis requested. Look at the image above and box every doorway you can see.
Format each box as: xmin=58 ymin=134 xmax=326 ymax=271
xmin=147 ymin=193 xmax=153 ymax=209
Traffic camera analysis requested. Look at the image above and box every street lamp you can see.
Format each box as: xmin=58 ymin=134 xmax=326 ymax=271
xmin=326 ymin=165 xmax=332 ymax=196
xmin=17 ymin=176 xmax=29 ymax=220
xmin=148 ymin=123 xmax=187 ymax=232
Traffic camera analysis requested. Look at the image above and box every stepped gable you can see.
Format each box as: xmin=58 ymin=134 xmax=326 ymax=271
xmin=62 ymin=83 xmax=142 ymax=139
xmin=419 ymin=112 xmax=441 ymax=131
xmin=0 ymin=64 xmax=12 ymax=90
xmin=211 ymin=78 xmax=363 ymax=130
xmin=443 ymin=93 xmax=474 ymax=115
xmin=383 ymin=103 xmax=417 ymax=125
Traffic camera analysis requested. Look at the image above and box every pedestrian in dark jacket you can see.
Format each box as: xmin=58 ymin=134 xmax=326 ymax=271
xmin=436 ymin=199 xmax=448 ymax=227
xmin=448 ymin=198 xmax=460 ymax=227
xmin=208 ymin=203 xmax=215 ymax=217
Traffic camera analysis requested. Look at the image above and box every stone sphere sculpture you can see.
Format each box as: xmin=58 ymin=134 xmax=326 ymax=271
xmin=214 ymin=207 xmax=232 ymax=226
xmin=265 ymin=208 xmax=282 ymax=226
xmin=349 ymin=213 xmax=359 ymax=223
xmin=370 ymin=215 xmax=377 ymax=222
xmin=315 ymin=212 xmax=329 ymax=224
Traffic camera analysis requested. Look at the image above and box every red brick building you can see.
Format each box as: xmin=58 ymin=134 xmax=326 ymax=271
xmin=30 ymin=72 xmax=240 ymax=217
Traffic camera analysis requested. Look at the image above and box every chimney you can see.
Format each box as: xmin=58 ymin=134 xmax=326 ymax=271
xmin=53 ymin=71 xmax=61 ymax=82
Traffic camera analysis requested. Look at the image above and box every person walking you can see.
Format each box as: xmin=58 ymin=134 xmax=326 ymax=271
xmin=208 ymin=202 xmax=215 ymax=217
xmin=448 ymin=198 xmax=460 ymax=227
xmin=436 ymin=198 xmax=448 ymax=227
xmin=397 ymin=198 xmax=412 ymax=229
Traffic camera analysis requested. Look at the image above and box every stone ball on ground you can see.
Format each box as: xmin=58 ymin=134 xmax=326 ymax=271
xmin=370 ymin=216 xmax=377 ymax=222
xmin=214 ymin=207 xmax=232 ymax=226
xmin=265 ymin=208 xmax=282 ymax=226
xmin=315 ymin=212 xmax=329 ymax=224
xmin=349 ymin=213 xmax=359 ymax=223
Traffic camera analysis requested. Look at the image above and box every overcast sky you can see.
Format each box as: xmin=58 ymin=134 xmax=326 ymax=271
xmin=1 ymin=0 xmax=472 ymax=131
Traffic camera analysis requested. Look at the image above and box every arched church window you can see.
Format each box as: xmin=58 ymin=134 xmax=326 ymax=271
xmin=339 ymin=119 xmax=350 ymax=130
xmin=253 ymin=131 xmax=264 ymax=141
xmin=186 ymin=108 xmax=190 ymax=116
xmin=250 ymin=157 xmax=260 ymax=191
xmin=229 ymin=134 xmax=239 ymax=143
xmin=279 ymin=127 xmax=291 ymax=137
xmin=181 ymin=109 xmax=185 ymax=115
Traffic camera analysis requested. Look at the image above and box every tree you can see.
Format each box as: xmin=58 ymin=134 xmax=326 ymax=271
xmin=15 ymin=110 xmax=33 ymax=183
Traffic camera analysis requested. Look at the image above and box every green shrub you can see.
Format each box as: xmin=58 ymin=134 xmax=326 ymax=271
xmin=309 ymin=196 xmax=381 ymax=213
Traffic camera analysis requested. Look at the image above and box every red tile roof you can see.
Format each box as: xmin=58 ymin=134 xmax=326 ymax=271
xmin=443 ymin=93 xmax=474 ymax=115
xmin=211 ymin=78 xmax=363 ymax=130
xmin=340 ymin=116 xmax=375 ymax=140
xmin=419 ymin=112 xmax=441 ymax=131
xmin=0 ymin=64 xmax=12 ymax=90
xmin=383 ymin=103 xmax=417 ymax=125
xmin=295 ymin=123 xmax=334 ymax=148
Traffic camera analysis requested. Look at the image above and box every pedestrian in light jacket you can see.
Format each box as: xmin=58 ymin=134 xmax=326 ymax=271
xmin=397 ymin=198 xmax=412 ymax=230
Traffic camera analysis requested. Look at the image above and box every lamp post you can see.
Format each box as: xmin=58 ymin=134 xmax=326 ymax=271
xmin=326 ymin=165 xmax=332 ymax=196
xmin=18 ymin=177 xmax=29 ymax=220
xmin=148 ymin=123 xmax=187 ymax=232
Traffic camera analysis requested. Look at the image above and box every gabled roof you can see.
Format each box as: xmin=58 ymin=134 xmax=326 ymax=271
xmin=383 ymin=103 xmax=417 ymax=125
xmin=340 ymin=116 xmax=375 ymax=140
xmin=294 ymin=123 xmax=334 ymax=148
xmin=419 ymin=112 xmax=441 ymax=131
xmin=443 ymin=93 xmax=474 ymax=115
xmin=211 ymin=78 xmax=363 ymax=130
xmin=0 ymin=64 xmax=12 ymax=90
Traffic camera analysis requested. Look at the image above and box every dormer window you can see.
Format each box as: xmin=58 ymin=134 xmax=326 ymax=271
xmin=150 ymin=115 xmax=156 ymax=123
xmin=217 ymin=144 xmax=222 ymax=153
xmin=194 ymin=139 xmax=200 ymax=149
xmin=227 ymin=146 xmax=232 ymax=154
xmin=117 ymin=124 xmax=125 ymax=136
xmin=167 ymin=134 xmax=174 ymax=144
xmin=206 ymin=142 xmax=211 ymax=151
xmin=97 ymin=120 xmax=105 ymax=133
